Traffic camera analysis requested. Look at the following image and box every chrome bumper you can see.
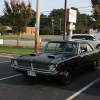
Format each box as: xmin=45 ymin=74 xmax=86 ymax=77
xmin=11 ymin=65 xmax=59 ymax=76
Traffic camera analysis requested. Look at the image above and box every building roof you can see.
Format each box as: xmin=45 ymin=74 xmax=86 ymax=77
xmin=5 ymin=26 xmax=12 ymax=30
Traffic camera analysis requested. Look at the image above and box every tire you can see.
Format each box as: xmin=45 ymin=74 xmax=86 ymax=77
xmin=59 ymin=67 xmax=73 ymax=85
xmin=90 ymin=61 xmax=98 ymax=71
xmin=97 ymin=45 xmax=100 ymax=50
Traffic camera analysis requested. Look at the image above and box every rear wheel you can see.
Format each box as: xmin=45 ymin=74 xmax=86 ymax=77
xmin=59 ymin=67 xmax=73 ymax=85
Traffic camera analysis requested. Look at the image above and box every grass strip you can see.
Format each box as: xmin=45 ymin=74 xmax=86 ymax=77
xmin=0 ymin=44 xmax=42 ymax=55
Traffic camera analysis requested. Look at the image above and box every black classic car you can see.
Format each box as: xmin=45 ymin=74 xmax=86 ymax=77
xmin=11 ymin=40 xmax=100 ymax=85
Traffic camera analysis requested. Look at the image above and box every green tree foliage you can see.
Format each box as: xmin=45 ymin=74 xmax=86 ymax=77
xmin=0 ymin=24 xmax=6 ymax=35
xmin=91 ymin=0 xmax=100 ymax=32
xmin=0 ymin=15 xmax=9 ymax=25
xmin=73 ymin=25 xmax=85 ymax=34
xmin=49 ymin=9 xmax=64 ymax=34
xmin=3 ymin=0 xmax=33 ymax=46
xmin=28 ymin=11 xmax=36 ymax=27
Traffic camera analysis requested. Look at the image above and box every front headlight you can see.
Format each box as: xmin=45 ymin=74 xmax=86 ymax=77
xmin=14 ymin=60 xmax=18 ymax=66
xmin=49 ymin=65 xmax=56 ymax=71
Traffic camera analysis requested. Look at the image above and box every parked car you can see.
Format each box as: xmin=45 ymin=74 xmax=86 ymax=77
xmin=71 ymin=34 xmax=100 ymax=49
xmin=11 ymin=40 xmax=100 ymax=85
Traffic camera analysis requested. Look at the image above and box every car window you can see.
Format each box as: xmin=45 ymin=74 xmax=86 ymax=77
xmin=64 ymin=43 xmax=77 ymax=53
xmin=87 ymin=43 xmax=93 ymax=51
xmin=80 ymin=43 xmax=87 ymax=53
xmin=45 ymin=43 xmax=62 ymax=51
xmin=43 ymin=42 xmax=77 ymax=53
xmin=79 ymin=42 xmax=93 ymax=53
xmin=88 ymin=36 xmax=95 ymax=41
xmin=72 ymin=35 xmax=88 ymax=40
xmin=94 ymin=36 xmax=100 ymax=41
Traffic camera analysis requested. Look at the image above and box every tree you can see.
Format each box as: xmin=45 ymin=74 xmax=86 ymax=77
xmin=0 ymin=24 xmax=6 ymax=35
xmin=73 ymin=25 xmax=85 ymax=34
xmin=91 ymin=0 xmax=100 ymax=32
xmin=0 ymin=15 xmax=9 ymax=25
xmin=3 ymin=0 xmax=33 ymax=46
xmin=49 ymin=9 xmax=64 ymax=34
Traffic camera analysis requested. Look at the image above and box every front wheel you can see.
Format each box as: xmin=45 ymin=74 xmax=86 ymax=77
xmin=59 ymin=67 xmax=73 ymax=85
xmin=97 ymin=45 xmax=100 ymax=50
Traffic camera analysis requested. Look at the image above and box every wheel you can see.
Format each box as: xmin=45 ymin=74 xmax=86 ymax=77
xmin=97 ymin=45 xmax=100 ymax=50
xmin=59 ymin=67 xmax=73 ymax=85
xmin=90 ymin=61 xmax=98 ymax=71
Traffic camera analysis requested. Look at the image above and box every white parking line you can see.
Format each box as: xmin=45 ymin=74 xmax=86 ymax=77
xmin=0 ymin=74 xmax=21 ymax=81
xmin=66 ymin=78 xmax=100 ymax=100
xmin=0 ymin=61 xmax=10 ymax=63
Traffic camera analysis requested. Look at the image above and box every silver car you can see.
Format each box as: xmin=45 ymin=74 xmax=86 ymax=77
xmin=71 ymin=34 xmax=100 ymax=49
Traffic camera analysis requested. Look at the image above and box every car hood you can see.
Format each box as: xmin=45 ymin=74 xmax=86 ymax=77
xmin=15 ymin=52 xmax=76 ymax=64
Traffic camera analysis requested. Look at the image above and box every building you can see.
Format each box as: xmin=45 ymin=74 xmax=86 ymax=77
xmin=5 ymin=26 xmax=35 ymax=35
xmin=22 ymin=27 xmax=35 ymax=35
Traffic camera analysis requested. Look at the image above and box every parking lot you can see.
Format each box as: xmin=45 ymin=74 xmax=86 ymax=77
xmin=0 ymin=55 xmax=100 ymax=100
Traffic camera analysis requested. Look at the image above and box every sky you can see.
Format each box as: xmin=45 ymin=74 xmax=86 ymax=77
xmin=0 ymin=0 xmax=92 ymax=16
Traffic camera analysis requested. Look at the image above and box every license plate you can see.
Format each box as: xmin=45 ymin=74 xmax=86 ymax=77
xmin=27 ymin=71 xmax=36 ymax=77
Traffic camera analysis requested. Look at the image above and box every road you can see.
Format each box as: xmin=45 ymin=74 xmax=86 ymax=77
xmin=0 ymin=55 xmax=100 ymax=100
xmin=3 ymin=40 xmax=47 ymax=46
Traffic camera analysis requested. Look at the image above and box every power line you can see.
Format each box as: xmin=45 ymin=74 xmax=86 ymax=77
xmin=69 ymin=0 xmax=91 ymax=4
xmin=78 ymin=6 xmax=91 ymax=9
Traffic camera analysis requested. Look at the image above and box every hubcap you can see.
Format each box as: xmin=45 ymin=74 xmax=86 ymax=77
xmin=65 ymin=72 xmax=69 ymax=78
xmin=98 ymin=46 xmax=100 ymax=50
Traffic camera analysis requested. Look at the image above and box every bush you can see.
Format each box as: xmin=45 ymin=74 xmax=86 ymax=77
xmin=0 ymin=26 xmax=6 ymax=35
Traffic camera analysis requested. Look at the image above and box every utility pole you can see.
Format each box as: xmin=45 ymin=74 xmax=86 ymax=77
xmin=60 ymin=18 xmax=61 ymax=33
xmin=63 ymin=0 xmax=67 ymax=40
xmin=35 ymin=0 xmax=40 ymax=53
xmin=51 ymin=17 xmax=54 ymax=35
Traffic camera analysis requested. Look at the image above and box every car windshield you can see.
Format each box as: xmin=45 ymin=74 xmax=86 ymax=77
xmin=42 ymin=42 xmax=77 ymax=54
xmin=94 ymin=35 xmax=100 ymax=41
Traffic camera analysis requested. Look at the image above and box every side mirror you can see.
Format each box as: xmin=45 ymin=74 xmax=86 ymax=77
xmin=81 ymin=49 xmax=85 ymax=53
xmin=81 ymin=49 xmax=85 ymax=52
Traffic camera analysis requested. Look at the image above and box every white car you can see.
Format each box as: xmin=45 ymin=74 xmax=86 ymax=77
xmin=71 ymin=34 xmax=100 ymax=49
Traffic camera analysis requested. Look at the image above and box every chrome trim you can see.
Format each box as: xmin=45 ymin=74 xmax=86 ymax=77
xmin=11 ymin=65 xmax=58 ymax=75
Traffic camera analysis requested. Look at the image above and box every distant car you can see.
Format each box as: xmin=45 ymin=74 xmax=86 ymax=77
xmin=71 ymin=34 xmax=100 ymax=49
xmin=11 ymin=40 xmax=100 ymax=85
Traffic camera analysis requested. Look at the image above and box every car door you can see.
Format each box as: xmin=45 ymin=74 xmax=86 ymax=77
xmin=77 ymin=43 xmax=92 ymax=71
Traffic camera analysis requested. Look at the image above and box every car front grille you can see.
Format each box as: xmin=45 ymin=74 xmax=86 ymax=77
xmin=17 ymin=61 xmax=31 ymax=68
xmin=32 ymin=63 xmax=49 ymax=70
xmin=17 ymin=61 xmax=49 ymax=70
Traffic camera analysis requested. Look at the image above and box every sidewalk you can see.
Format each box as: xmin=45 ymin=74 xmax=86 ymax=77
xmin=0 ymin=53 xmax=19 ymax=58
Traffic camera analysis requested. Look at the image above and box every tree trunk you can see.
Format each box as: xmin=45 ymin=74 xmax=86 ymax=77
xmin=17 ymin=33 xmax=20 ymax=46
xmin=19 ymin=33 xmax=22 ymax=40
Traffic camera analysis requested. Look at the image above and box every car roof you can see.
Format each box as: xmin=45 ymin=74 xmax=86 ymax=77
xmin=72 ymin=34 xmax=94 ymax=36
xmin=47 ymin=40 xmax=95 ymax=50
xmin=48 ymin=40 xmax=88 ymax=44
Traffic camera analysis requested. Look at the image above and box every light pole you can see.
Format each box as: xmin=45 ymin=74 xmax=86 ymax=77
xmin=63 ymin=0 xmax=67 ymax=40
xmin=51 ymin=18 xmax=54 ymax=35
xmin=60 ymin=18 xmax=62 ymax=33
